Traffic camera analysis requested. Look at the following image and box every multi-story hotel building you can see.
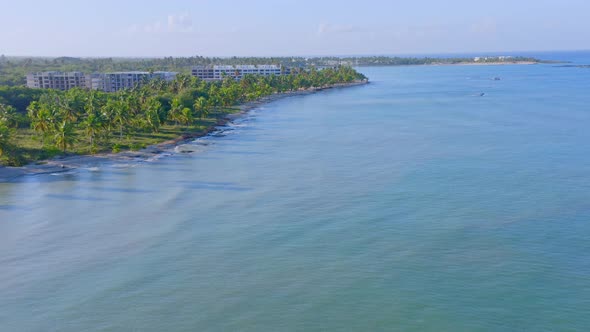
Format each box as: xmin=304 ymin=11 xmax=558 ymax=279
xmin=89 ymin=71 xmax=177 ymax=92
xmin=26 ymin=72 xmax=90 ymax=90
xmin=191 ymin=65 xmax=287 ymax=81
xmin=26 ymin=71 xmax=177 ymax=92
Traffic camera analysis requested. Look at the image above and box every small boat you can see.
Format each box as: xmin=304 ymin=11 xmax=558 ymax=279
xmin=479 ymin=92 xmax=485 ymax=97
xmin=493 ymin=77 xmax=501 ymax=81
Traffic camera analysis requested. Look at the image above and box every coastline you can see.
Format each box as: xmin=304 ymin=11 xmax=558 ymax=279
xmin=442 ymin=61 xmax=538 ymax=66
xmin=346 ymin=61 xmax=541 ymax=67
xmin=0 ymin=80 xmax=368 ymax=182
xmin=418 ymin=61 xmax=538 ymax=67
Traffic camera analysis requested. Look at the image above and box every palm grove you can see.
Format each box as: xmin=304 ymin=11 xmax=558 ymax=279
xmin=0 ymin=66 xmax=366 ymax=165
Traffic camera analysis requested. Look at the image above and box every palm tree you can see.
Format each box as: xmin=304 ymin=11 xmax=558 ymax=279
xmin=136 ymin=88 xmax=150 ymax=104
xmin=167 ymin=97 xmax=184 ymax=126
xmin=125 ymin=93 xmax=141 ymax=118
xmin=0 ymin=121 xmax=11 ymax=158
xmin=0 ymin=103 xmax=18 ymax=128
xmin=62 ymin=88 xmax=85 ymax=122
xmin=112 ymin=94 xmax=130 ymax=140
xmin=175 ymin=73 xmax=193 ymax=92
xmin=180 ymin=107 xmax=194 ymax=126
xmin=54 ymin=120 xmax=76 ymax=153
xmin=81 ymin=111 xmax=103 ymax=151
xmin=143 ymin=97 xmax=162 ymax=132
xmin=208 ymin=84 xmax=220 ymax=110
xmin=147 ymin=77 xmax=166 ymax=92
xmin=84 ymin=90 xmax=98 ymax=113
xmin=193 ymin=97 xmax=209 ymax=119
xmin=27 ymin=101 xmax=53 ymax=147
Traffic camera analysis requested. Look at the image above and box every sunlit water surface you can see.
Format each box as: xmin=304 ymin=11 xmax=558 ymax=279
xmin=1 ymin=52 xmax=590 ymax=331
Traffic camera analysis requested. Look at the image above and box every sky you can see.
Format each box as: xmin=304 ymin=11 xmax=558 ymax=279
xmin=1 ymin=0 xmax=589 ymax=57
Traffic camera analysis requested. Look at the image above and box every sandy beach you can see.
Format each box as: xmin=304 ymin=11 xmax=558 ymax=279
xmin=0 ymin=80 xmax=368 ymax=182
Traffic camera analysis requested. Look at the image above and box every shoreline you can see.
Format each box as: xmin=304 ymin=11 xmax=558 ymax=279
xmin=440 ymin=61 xmax=538 ymax=66
xmin=377 ymin=61 xmax=539 ymax=68
xmin=0 ymin=80 xmax=368 ymax=182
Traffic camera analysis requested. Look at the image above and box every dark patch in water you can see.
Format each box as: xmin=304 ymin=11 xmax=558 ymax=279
xmin=150 ymin=167 xmax=195 ymax=173
xmin=553 ymin=64 xmax=590 ymax=68
xmin=216 ymin=150 xmax=268 ymax=156
xmin=177 ymin=180 xmax=252 ymax=192
xmin=89 ymin=186 xmax=153 ymax=194
xmin=45 ymin=194 xmax=112 ymax=202
xmin=0 ymin=205 xmax=20 ymax=211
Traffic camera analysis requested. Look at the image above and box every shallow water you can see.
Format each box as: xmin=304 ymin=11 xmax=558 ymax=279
xmin=2 ymin=52 xmax=590 ymax=331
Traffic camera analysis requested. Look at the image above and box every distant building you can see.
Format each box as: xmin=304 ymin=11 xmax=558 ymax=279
xmin=26 ymin=72 xmax=90 ymax=90
xmin=191 ymin=65 xmax=287 ymax=81
xmin=26 ymin=71 xmax=177 ymax=92
xmin=89 ymin=71 xmax=177 ymax=92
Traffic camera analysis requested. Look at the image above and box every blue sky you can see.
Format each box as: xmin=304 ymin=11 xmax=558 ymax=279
xmin=1 ymin=0 xmax=589 ymax=57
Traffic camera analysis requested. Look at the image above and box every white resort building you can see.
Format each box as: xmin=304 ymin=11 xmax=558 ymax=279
xmin=26 ymin=72 xmax=90 ymax=90
xmin=26 ymin=71 xmax=177 ymax=92
xmin=88 ymin=71 xmax=177 ymax=92
xmin=191 ymin=65 xmax=286 ymax=81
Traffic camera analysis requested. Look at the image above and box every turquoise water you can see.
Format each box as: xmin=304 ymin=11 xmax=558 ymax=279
xmin=2 ymin=54 xmax=590 ymax=331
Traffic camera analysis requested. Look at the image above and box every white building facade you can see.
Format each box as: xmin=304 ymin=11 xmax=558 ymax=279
xmin=26 ymin=72 xmax=90 ymax=90
xmin=26 ymin=71 xmax=177 ymax=92
xmin=89 ymin=71 xmax=177 ymax=92
xmin=191 ymin=65 xmax=286 ymax=81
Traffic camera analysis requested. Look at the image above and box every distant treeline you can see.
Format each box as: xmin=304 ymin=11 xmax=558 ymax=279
xmin=326 ymin=56 xmax=540 ymax=66
xmin=0 ymin=54 xmax=540 ymax=86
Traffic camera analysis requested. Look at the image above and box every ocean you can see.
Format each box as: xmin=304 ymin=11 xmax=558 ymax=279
xmin=1 ymin=51 xmax=590 ymax=331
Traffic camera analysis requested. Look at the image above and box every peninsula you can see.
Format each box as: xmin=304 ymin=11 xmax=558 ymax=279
xmin=0 ymin=52 xmax=548 ymax=170
xmin=0 ymin=65 xmax=367 ymax=170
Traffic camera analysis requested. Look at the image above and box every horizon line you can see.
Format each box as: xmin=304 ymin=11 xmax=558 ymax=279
xmin=2 ymin=49 xmax=589 ymax=59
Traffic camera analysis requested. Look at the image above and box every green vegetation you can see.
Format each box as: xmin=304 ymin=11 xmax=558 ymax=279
xmin=318 ymin=55 xmax=541 ymax=66
xmin=0 ymin=55 xmax=540 ymax=86
xmin=0 ymin=66 xmax=367 ymax=166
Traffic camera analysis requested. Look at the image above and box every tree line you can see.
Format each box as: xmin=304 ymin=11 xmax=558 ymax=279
xmin=0 ymin=54 xmax=540 ymax=86
xmin=0 ymin=66 xmax=367 ymax=165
